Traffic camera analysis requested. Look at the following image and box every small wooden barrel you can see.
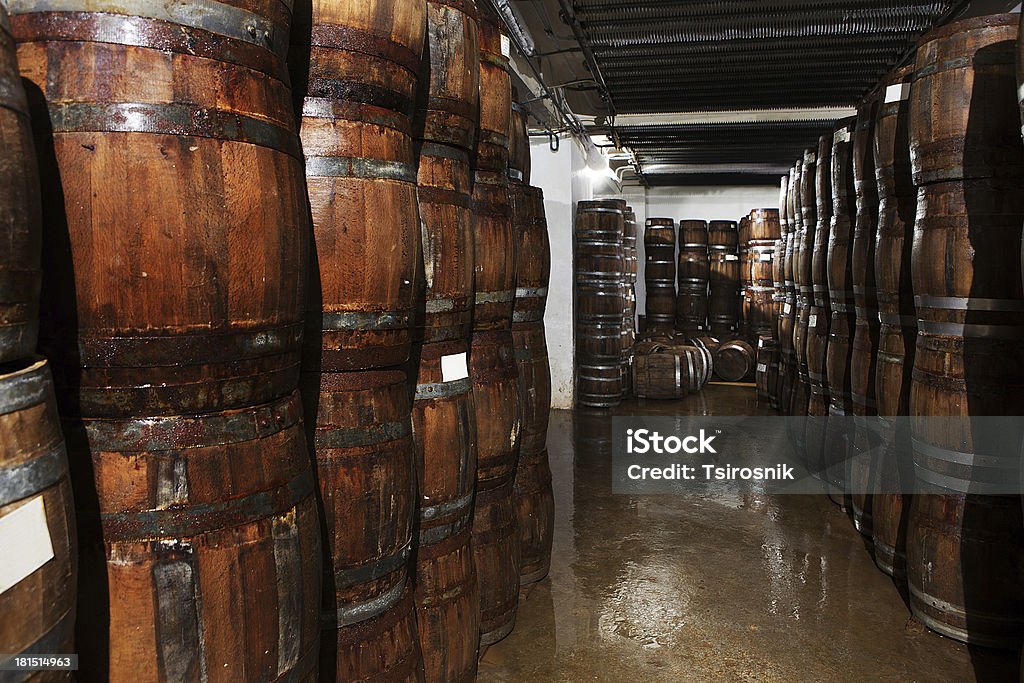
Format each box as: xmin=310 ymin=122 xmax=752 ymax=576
xmin=512 ymin=185 xmax=550 ymax=325
xmin=472 ymin=478 xmax=520 ymax=646
xmin=418 ymin=142 xmax=475 ymax=343
xmin=509 ymin=101 xmax=531 ymax=184
xmin=513 ymin=321 xmax=550 ymax=457
xmin=676 ymin=219 xmax=709 ymax=335
xmin=714 ymin=339 xmax=754 ymax=382
xmin=300 ymin=370 xmax=416 ymax=664
xmin=755 ymin=338 xmax=779 ymax=406
xmin=472 ymin=171 xmax=516 ymax=330
xmin=644 ymin=218 xmax=677 ymax=332
xmin=708 ymin=220 xmax=739 ymax=338
xmin=70 ymin=391 xmax=322 ymax=680
xmin=476 ymin=10 xmax=511 ymax=173
xmin=872 ymin=63 xmax=916 ymax=578
xmin=420 ymin=0 xmax=480 ymax=151
xmin=414 ymin=529 xmax=480 ymax=682
xmin=910 ymin=14 xmax=1021 ymax=185
xmin=470 ymin=330 xmax=521 ymax=487
xmin=747 ymin=209 xmax=780 ymax=339
xmin=514 ymin=447 xmax=553 ymax=586
xmin=827 ymin=118 xmax=858 ymax=423
xmin=0 ymin=359 xmax=76 ymax=672
xmin=633 ymin=345 xmax=711 ymax=399
xmin=15 ymin=0 xmax=315 ymax=416
xmin=332 ymin=587 xmax=424 ymax=682
xmin=0 ymin=9 xmax=41 ymax=364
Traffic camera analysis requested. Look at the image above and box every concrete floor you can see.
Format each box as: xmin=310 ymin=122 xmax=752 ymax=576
xmin=480 ymin=384 xmax=1022 ymax=682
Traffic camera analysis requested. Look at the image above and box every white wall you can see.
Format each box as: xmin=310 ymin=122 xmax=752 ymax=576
xmin=645 ymin=185 xmax=780 ymax=223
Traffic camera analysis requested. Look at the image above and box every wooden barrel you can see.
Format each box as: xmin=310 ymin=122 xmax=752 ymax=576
xmin=872 ymin=63 xmax=916 ymax=578
xmin=0 ymin=359 xmax=76 ymax=671
xmin=513 ymin=447 xmax=553 ymax=585
xmin=476 ymin=10 xmax=511 ymax=173
xmin=792 ymin=148 xmax=817 ymax=424
xmin=300 ymin=370 xmax=416 ymax=676
xmin=737 ymin=215 xmax=751 ymax=339
xmin=472 ymin=171 xmax=516 ymax=330
xmin=576 ymin=200 xmax=625 ymax=408
xmin=708 ymin=220 xmax=739 ymax=338
xmin=755 ymin=337 xmax=779 ymax=407
xmin=910 ymin=14 xmax=1021 ymax=185
xmin=411 ymin=339 xmax=480 ymax=680
xmin=0 ymin=10 xmax=41 ymax=364
xmin=418 ymin=142 xmax=475 ymax=343
xmin=644 ymin=218 xmax=677 ymax=332
xmin=513 ymin=304 xmax=550 ymax=458
xmin=419 ymin=0 xmax=479 ymax=151
xmin=512 ymin=186 xmax=550 ymax=325
xmin=714 ymin=339 xmax=754 ymax=382
xmin=508 ymin=101 xmax=531 ymax=184
xmin=470 ymin=330 xmax=520 ymax=488
xmin=633 ymin=345 xmax=711 ymax=399
xmin=14 ymin=0 xmax=315 ymax=417
xmin=473 ymin=478 xmax=520 ymax=646
xmin=676 ymin=220 xmax=709 ymax=335
xmin=69 ymin=391 xmax=322 ymax=680
xmin=908 ymin=176 xmax=1024 ymax=648
xmin=333 ymin=588 xmax=424 ymax=682
xmin=747 ymin=209 xmax=780 ymax=340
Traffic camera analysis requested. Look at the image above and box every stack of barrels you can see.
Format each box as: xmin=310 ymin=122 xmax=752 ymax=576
xmin=707 ymin=221 xmax=741 ymax=338
xmin=575 ymin=200 xmax=628 ymax=408
xmin=737 ymin=216 xmax=751 ymax=339
xmin=676 ymin=220 xmax=710 ymax=335
xmin=744 ymin=209 xmax=781 ymax=341
xmin=0 ymin=5 xmax=76 ymax=668
xmin=14 ymin=0 xmax=324 ymax=675
xmin=622 ymin=210 xmax=638 ymax=382
xmin=644 ymin=217 xmax=678 ymax=333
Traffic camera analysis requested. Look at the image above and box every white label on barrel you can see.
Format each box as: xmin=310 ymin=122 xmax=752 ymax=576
xmin=809 ymin=314 xmax=818 ymax=327
xmin=885 ymin=83 xmax=911 ymax=103
xmin=0 ymin=496 xmax=54 ymax=595
xmin=833 ymin=128 xmax=850 ymax=144
xmin=784 ymin=303 xmax=792 ymax=314
xmin=441 ymin=352 xmax=469 ymax=382
xmin=757 ymin=363 xmax=768 ymax=373
xmin=725 ymin=254 xmax=739 ymax=261
xmin=760 ymin=252 xmax=773 ymax=262
xmin=501 ymin=35 xmax=511 ymax=57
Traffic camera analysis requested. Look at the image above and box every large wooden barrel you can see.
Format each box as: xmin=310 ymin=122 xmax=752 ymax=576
xmin=755 ymin=337 xmax=779 ymax=407
xmin=633 ymin=345 xmax=712 ymax=399
xmin=0 ymin=359 xmax=76 ymax=671
xmin=512 ymin=185 xmax=549 ymax=325
xmin=714 ymin=339 xmax=754 ymax=382
xmin=300 ymin=370 xmax=417 ymax=679
xmin=473 ymin=478 xmax=520 ymax=646
xmin=411 ymin=339 xmax=480 ymax=681
xmin=676 ymin=220 xmax=709 ymax=335
xmin=508 ymin=101 xmax=531 ymax=184
xmin=419 ymin=0 xmax=480 ymax=151
xmin=746 ymin=209 xmax=780 ymax=340
xmin=476 ymin=10 xmax=511 ymax=173
xmin=0 ymin=9 xmax=40 ymax=364
xmin=472 ymin=170 xmax=516 ymax=330
xmin=13 ymin=0 xmax=315 ymax=417
xmin=708 ymin=220 xmax=739 ymax=338
xmin=69 ymin=391 xmax=322 ymax=680
xmin=334 ymin=588 xmax=424 ymax=682
xmin=644 ymin=218 xmax=677 ymax=332
xmin=576 ymin=200 xmax=625 ymax=408
xmin=417 ymin=142 xmax=475 ymax=343
xmin=873 ymin=63 xmax=916 ymax=578
xmin=910 ymin=14 xmax=1021 ymax=185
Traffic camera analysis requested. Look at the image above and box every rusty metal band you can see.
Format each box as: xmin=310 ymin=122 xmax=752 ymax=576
xmin=513 ymin=310 xmax=543 ymax=323
xmin=426 ymin=94 xmax=478 ymax=123
xmin=420 ymin=140 xmax=471 ymax=163
xmin=305 ymin=78 xmax=413 ymax=117
xmin=420 ymin=490 xmax=473 ymax=523
xmin=45 ymin=102 xmax=301 ymax=157
xmin=0 ymin=441 xmax=67 ymax=509
xmin=314 ymin=419 xmax=412 ymax=449
xmin=915 ymin=50 xmax=1015 ymax=80
xmin=418 ymin=512 xmax=470 ymax=546
xmin=915 ymin=295 xmax=1024 ymax=312
xmin=11 ymin=11 xmax=286 ymax=82
xmin=305 ymin=155 xmax=416 ymax=183
xmin=576 ymin=239 xmax=623 ymax=248
xmin=0 ymin=73 xmax=29 ymax=117
xmin=879 ymin=312 xmax=916 ymax=327
xmin=414 ymin=376 xmax=471 ymax=400
xmin=475 ymin=289 xmax=514 ymax=305
xmin=99 ymin=466 xmax=314 ymax=540
xmin=515 ymin=286 xmax=548 ymax=299
xmin=508 ymin=168 xmax=524 ymax=181
xmin=479 ymin=50 xmax=509 ymax=70
xmin=7 ymin=0 xmax=288 ymax=57
xmin=0 ymin=360 xmax=49 ymax=416
xmin=479 ymin=129 xmax=509 ymax=149
xmin=300 ymin=97 xmax=409 ymax=133
xmin=83 ymin=392 xmax=301 ymax=451
xmin=680 ymin=243 xmax=707 ymax=250
xmin=334 ymin=543 xmax=411 ymax=590
xmin=329 ymin=578 xmax=407 ymax=628
xmin=583 ymin=207 xmax=624 ymax=215
xmin=306 ymin=24 xmax=421 ymax=75
xmin=319 ymin=311 xmax=410 ymax=331
xmin=0 ymin=609 xmax=74 ymax=680
xmin=917 ymin=319 xmax=1024 ymax=339
xmin=424 ymin=296 xmax=465 ymax=314
xmin=74 ymin=323 xmax=302 ymax=367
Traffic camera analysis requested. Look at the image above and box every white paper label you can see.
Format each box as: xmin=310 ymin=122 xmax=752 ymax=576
xmin=0 ymin=496 xmax=54 ymax=595
xmin=760 ymin=252 xmax=773 ymax=262
xmin=833 ymin=128 xmax=850 ymax=144
xmin=757 ymin=338 xmax=765 ymax=348
xmin=884 ymin=83 xmax=911 ymax=103
xmin=725 ymin=254 xmax=739 ymax=261
xmin=500 ymin=35 xmax=511 ymax=58
xmin=809 ymin=314 xmax=818 ymax=327
xmin=784 ymin=303 xmax=792 ymax=314
xmin=757 ymin=363 xmax=768 ymax=373
xmin=441 ymin=352 xmax=469 ymax=383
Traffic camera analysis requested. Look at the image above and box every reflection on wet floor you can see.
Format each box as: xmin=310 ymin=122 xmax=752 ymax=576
xmin=479 ymin=385 xmax=1021 ymax=682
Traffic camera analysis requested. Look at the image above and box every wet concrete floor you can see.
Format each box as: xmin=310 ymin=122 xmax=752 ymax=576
xmin=480 ymin=384 xmax=1021 ymax=682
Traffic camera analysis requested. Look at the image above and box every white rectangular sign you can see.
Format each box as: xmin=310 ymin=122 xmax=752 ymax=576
xmin=0 ymin=496 xmax=55 ymax=595
xmin=441 ymin=352 xmax=469 ymax=383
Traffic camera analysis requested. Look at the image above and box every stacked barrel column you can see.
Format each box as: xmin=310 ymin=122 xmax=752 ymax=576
xmin=825 ymin=118 xmax=858 ymax=507
xmin=575 ymin=201 xmax=627 ymax=408
xmin=792 ymin=149 xmax=817 ymax=429
xmin=676 ymin=220 xmax=710 ymax=336
xmin=508 ymin=113 xmax=554 ymax=588
xmin=871 ymin=63 xmax=916 ymax=580
xmin=907 ymin=14 xmax=1024 ymax=648
xmin=708 ymin=221 xmax=740 ymax=339
xmin=291 ymin=1 xmax=427 ymax=678
xmin=621 ymin=209 xmax=638 ymax=390
xmin=469 ymin=9 xmax=522 ymax=651
xmin=804 ymin=135 xmax=833 ymax=478
xmin=777 ymin=175 xmax=796 ymax=411
xmin=0 ymin=4 xmax=77 ymax=668
xmin=644 ymin=218 xmax=678 ymax=334
xmin=848 ymin=90 xmax=883 ymax=537
xmin=12 ymin=0 xmax=323 ymax=674
xmin=738 ymin=215 xmax=751 ymax=340
xmin=746 ymin=210 xmax=780 ymax=342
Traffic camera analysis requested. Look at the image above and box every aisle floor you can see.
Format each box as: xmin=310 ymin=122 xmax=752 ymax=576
xmin=479 ymin=385 xmax=1021 ymax=682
